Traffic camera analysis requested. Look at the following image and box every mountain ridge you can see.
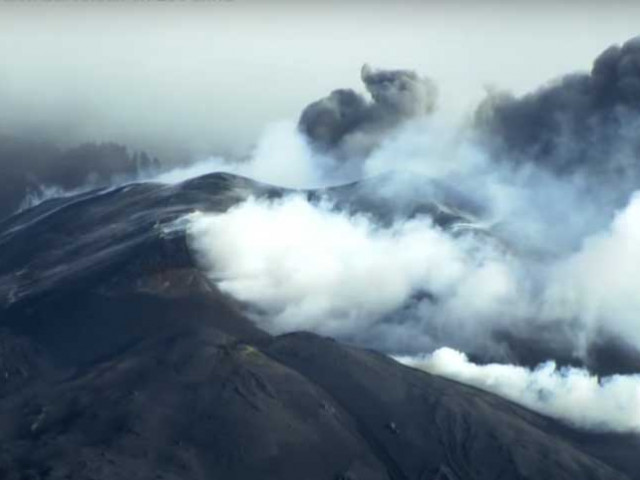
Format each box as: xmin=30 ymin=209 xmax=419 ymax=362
xmin=0 ymin=172 xmax=637 ymax=480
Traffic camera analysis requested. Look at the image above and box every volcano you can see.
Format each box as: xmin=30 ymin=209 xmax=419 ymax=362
xmin=0 ymin=172 xmax=637 ymax=480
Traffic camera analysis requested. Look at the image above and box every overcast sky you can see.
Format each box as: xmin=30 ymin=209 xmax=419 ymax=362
xmin=0 ymin=0 xmax=638 ymax=160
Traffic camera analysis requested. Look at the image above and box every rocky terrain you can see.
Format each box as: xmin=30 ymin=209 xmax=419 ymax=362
xmin=0 ymin=173 xmax=637 ymax=480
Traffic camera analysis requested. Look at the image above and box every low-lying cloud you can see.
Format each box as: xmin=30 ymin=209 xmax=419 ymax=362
xmin=396 ymin=348 xmax=640 ymax=433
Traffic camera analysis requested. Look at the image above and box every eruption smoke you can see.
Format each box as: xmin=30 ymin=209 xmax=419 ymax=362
xmin=298 ymin=65 xmax=437 ymax=162
xmin=8 ymin=35 xmax=640 ymax=433
xmin=396 ymin=348 xmax=640 ymax=433
xmin=183 ymin=37 xmax=640 ymax=433
xmin=476 ymin=36 xmax=640 ymax=180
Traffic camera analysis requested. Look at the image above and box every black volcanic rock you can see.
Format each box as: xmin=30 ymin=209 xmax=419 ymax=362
xmin=0 ymin=172 xmax=637 ymax=480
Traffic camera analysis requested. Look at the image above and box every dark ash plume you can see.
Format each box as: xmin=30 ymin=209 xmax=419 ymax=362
xmin=298 ymin=65 xmax=437 ymax=159
xmin=475 ymin=36 xmax=640 ymax=178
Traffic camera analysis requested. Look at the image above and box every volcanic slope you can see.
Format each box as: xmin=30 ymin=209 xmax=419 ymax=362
xmin=0 ymin=172 xmax=637 ymax=480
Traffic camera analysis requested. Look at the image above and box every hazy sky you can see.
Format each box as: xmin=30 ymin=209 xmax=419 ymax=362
xmin=0 ymin=0 xmax=639 ymax=160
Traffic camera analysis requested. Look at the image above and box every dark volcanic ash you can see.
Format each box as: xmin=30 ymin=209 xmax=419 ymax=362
xmin=298 ymin=65 xmax=437 ymax=160
xmin=476 ymin=35 xmax=640 ymax=180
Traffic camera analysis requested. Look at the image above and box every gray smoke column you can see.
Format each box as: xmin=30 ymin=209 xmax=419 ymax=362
xmin=298 ymin=65 xmax=437 ymax=160
xmin=476 ymin=36 xmax=640 ymax=180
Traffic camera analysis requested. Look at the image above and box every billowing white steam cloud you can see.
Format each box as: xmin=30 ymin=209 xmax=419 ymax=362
xmin=186 ymin=161 xmax=640 ymax=353
xmin=185 ymin=178 xmax=640 ymax=433
xmin=186 ymin=195 xmax=518 ymax=340
xmin=543 ymin=193 xmax=640 ymax=355
xmin=396 ymin=348 xmax=640 ymax=433
xmin=150 ymin=121 xmax=337 ymax=188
